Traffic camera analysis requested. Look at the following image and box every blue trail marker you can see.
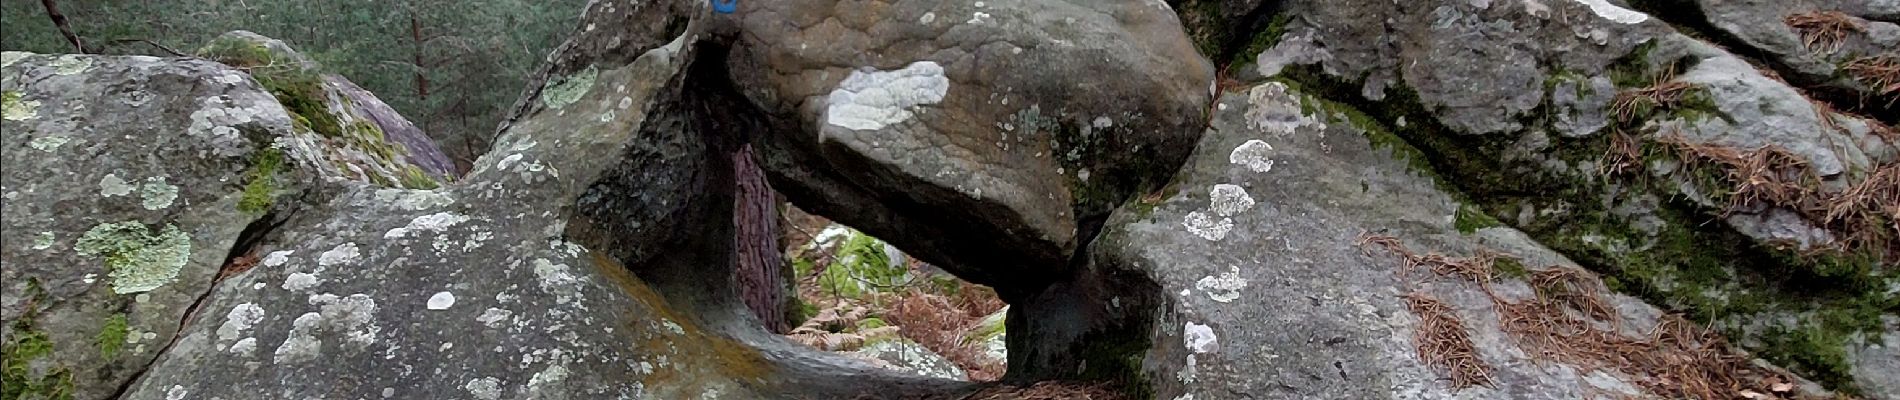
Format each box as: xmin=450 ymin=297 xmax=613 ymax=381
xmin=712 ymin=0 xmax=737 ymax=14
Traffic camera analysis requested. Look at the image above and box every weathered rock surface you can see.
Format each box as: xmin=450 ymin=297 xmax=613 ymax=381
xmin=8 ymin=0 xmax=1896 ymax=398
xmin=1 ymin=51 xmax=302 ymax=400
xmin=1045 ymin=83 xmax=1828 ymax=399
xmin=1660 ymin=0 xmax=1899 ymax=119
xmin=727 ymin=0 xmax=1216 ymax=296
xmin=199 ymin=31 xmax=459 ymax=185
xmin=1217 ymin=0 xmax=1898 ymax=394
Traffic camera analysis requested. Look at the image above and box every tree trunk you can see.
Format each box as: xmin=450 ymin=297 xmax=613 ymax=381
xmin=732 ymin=144 xmax=787 ymax=332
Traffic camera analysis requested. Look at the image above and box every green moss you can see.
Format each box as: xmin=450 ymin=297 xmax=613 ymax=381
xmin=200 ymin=36 xmax=345 ymax=141
xmin=1228 ymin=13 xmax=1293 ymax=71
xmin=397 ymin=166 xmax=439 ymax=190
xmin=1494 ymin=257 xmax=1530 ymax=280
xmin=2 ymin=281 xmax=75 ymax=400
xmin=95 ymin=314 xmax=128 ymax=358
xmin=1608 ymin=41 xmax=1659 ymax=89
xmin=1454 ymin=204 xmax=1501 ymax=234
xmin=238 ymin=147 xmax=285 ymax=214
xmin=1272 ymin=59 xmax=1886 ymax=394
xmin=857 ymin=317 xmax=888 ymax=330
xmin=1757 ymin=324 xmax=1856 ymax=392
xmin=74 ymin=221 xmax=192 ymax=294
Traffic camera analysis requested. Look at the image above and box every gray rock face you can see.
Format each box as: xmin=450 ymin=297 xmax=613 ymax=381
xmin=852 ymin=338 xmax=969 ymax=381
xmin=1229 ymin=0 xmax=1898 ymax=394
xmin=727 ymin=0 xmax=1215 ymax=296
xmin=1680 ymin=0 xmax=1900 ymax=117
xmin=1 ymin=51 xmax=296 ymax=400
xmin=1062 ymin=83 xmax=1823 ymax=400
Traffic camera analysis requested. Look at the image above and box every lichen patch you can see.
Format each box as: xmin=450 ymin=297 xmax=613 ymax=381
xmin=426 ymin=291 xmax=456 ymax=310
xmin=541 ymin=65 xmax=599 ymax=110
xmin=824 ymin=61 xmax=950 ymax=131
xmin=1228 ymin=140 xmax=1275 ymax=173
xmin=1208 ymin=184 xmax=1256 ymax=217
xmin=1570 ymin=0 xmax=1647 ymax=24
xmin=27 ymin=135 xmax=69 ymax=152
xmin=1182 ymin=211 xmax=1234 ymax=241
xmin=1184 ymin=322 xmax=1219 ymax=353
xmin=51 ymin=55 xmax=92 ymax=75
xmin=216 ymin=303 xmax=266 ymax=349
xmin=0 ymin=91 xmax=39 ymax=121
xmin=74 ymin=221 xmax=193 ymax=294
xmin=140 ymin=176 xmax=180 ymax=210
xmin=99 ymin=174 xmax=135 ymax=197
xmin=1193 ymin=266 xmax=1248 ymax=303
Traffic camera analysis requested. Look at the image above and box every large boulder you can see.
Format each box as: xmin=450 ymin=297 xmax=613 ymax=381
xmin=1218 ymin=0 xmax=1898 ymax=394
xmin=726 ymin=0 xmax=1216 ymax=296
xmin=1030 ymin=82 xmax=1830 ymax=399
xmin=1 ymin=51 xmax=304 ymax=400
xmin=7 ymin=2 xmax=977 ymax=400
xmin=197 ymin=31 xmax=460 ymax=185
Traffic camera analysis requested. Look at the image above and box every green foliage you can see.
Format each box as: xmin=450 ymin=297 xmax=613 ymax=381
xmin=239 ymin=147 xmax=285 ymax=214
xmin=816 ymin=232 xmax=907 ymax=299
xmin=1 ymin=0 xmax=590 ymax=164
xmin=96 ymin=314 xmax=128 ymax=358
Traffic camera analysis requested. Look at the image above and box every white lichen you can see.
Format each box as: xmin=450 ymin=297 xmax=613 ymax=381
xmin=477 ymin=308 xmax=513 ymax=329
xmin=32 ymin=232 xmax=54 ymax=250
xmin=216 ymin=303 xmax=266 ymax=347
xmin=1182 ymin=211 xmax=1234 ymax=241
xmin=51 ymin=55 xmax=91 ymax=75
xmin=824 ymin=61 xmax=950 ymax=131
xmin=386 ymin=212 xmax=470 ymax=239
xmin=28 ymin=135 xmax=69 ymax=152
xmin=262 ymin=250 xmax=293 ymax=267
xmin=99 ymin=174 xmax=134 ymax=197
xmin=1208 ymin=184 xmax=1256 ymax=217
xmin=0 ymin=51 xmax=30 ymax=68
xmin=318 ymin=242 xmax=361 ymax=267
xmin=427 ymin=291 xmax=456 ymax=310
xmin=464 ymin=377 xmax=503 ymax=400
xmin=1228 ymin=140 xmax=1275 ymax=173
xmin=282 ymin=272 xmax=321 ymax=291
xmin=1184 ymin=322 xmax=1219 ymax=353
xmin=1194 ymin=265 xmax=1248 ymax=303
xmin=140 ymin=176 xmax=179 ymax=210
xmin=1570 ymin=0 xmax=1647 ymax=24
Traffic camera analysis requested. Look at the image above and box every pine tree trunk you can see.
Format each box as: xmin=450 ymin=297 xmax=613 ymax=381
xmin=732 ymin=144 xmax=787 ymax=332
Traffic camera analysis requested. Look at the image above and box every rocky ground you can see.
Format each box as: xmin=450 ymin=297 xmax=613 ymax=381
xmin=2 ymin=0 xmax=1894 ymax=399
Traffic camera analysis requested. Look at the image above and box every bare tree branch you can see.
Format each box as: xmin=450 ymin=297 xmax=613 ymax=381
xmin=39 ymin=0 xmax=87 ymax=53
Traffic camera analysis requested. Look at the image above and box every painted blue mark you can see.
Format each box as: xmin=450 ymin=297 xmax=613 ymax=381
xmin=712 ymin=0 xmax=737 ymax=13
